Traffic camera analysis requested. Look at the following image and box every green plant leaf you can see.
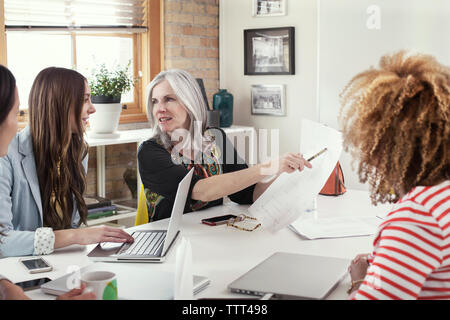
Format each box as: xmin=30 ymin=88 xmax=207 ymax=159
xmin=88 ymin=61 xmax=138 ymax=98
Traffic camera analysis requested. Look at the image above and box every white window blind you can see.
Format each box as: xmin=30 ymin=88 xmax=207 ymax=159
xmin=4 ymin=0 xmax=147 ymax=32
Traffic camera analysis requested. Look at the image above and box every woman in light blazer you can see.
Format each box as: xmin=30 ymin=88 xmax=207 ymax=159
xmin=0 ymin=66 xmax=133 ymax=257
xmin=0 ymin=65 xmax=98 ymax=299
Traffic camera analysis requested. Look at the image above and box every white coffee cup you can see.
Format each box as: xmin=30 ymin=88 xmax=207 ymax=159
xmin=81 ymin=271 xmax=118 ymax=300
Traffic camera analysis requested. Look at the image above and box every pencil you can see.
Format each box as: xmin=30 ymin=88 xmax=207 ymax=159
xmin=307 ymin=148 xmax=327 ymax=162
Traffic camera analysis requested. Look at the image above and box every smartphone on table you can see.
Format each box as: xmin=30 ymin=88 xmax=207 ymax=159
xmin=201 ymin=214 xmax=237 ymax=226
xmin=14 ymin=277 xmax=52 ymax=292
xmin=19 ymin=257 xmax=53 ymax=274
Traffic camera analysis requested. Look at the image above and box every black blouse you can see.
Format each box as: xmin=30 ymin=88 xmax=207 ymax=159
xmin=137 ymin=128 xmax=255 ymax=221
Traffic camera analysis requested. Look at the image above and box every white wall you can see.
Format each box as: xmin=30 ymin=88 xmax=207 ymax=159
xmin=219 ymin=0 xmax=450 ymax=190
xmin=219 ymin=0 xmax=319 ymax=160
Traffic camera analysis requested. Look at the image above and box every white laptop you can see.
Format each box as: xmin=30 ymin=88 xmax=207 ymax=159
xmin=87 ymin=169 xmax=194 ymax=262
xmin=41 ymin=262 xmax=210 ymax=299
xmin=228 ymin=252 xmax=350 ymax=299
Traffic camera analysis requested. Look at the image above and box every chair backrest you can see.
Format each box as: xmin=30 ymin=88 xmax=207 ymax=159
xmin=134 ymin=184 xmax=149 ymax=226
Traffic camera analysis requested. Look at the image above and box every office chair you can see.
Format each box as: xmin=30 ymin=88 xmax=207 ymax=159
xmin=134 ymin=185 xmax=149 ymax=226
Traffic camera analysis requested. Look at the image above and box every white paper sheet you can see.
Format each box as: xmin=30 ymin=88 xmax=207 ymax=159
xmin=289 ymin=216 xmax=382 ymax=239
xmin=174 ymin=237 xmax=194 ymax=300
xmin=248 ymin=119 xmax=343 ymax=232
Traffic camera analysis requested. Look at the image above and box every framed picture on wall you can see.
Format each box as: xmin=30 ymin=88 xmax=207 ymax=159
xmin=251 ymin=84 xmax=286 ymax=116
xmin=253 ymin=0 xmax=287 ymax=17
xmin=244 ymin=27 xmax=295 ymax=75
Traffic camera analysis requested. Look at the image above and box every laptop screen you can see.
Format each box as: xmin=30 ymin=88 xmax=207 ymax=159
xmin=161 ymin=169 xmax=194 ymax=255
xmin=228 ymin=252 xmax=350 ymax=299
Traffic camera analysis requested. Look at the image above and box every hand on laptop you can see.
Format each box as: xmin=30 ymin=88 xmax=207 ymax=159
xmin=75 ymin=226 xmax=134 ymax=245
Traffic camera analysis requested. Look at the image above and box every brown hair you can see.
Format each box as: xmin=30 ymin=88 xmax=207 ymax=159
xmin=0 ymin=65 xmax=16 ymax=241
xmin=29 ymin=67 xmax=88 ymax=230
xmin=0 ymin=64 xmax=16 ymax=126
xmin=339 ymin=51 xmax=450 ymax=205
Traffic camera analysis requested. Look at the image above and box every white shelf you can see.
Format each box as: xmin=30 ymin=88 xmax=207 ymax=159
xmin=87 ymin=204 xmax=137 ymax=226
xmin=85 ymin=128 xmax=153 ymax=147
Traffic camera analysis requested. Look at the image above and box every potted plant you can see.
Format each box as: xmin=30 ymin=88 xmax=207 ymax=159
xmin=87 ymin=62 xmax=136 ymax=138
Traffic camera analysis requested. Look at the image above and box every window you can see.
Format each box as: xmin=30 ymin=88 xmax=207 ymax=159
xmin=7 ymin=32 xmax=137 ymax=111
xmin=7 ymin=33 xmax=72 ymax=111
xmin=0 ymin=0 xmax=162 ymax=124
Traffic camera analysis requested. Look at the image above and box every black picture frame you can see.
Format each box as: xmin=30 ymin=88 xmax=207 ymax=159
xmin=244 ymin=26 xmax=295 ymax=75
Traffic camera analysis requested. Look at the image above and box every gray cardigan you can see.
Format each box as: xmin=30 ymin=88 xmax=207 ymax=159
xmin=0 ymin=126 xmax=87 ymax=257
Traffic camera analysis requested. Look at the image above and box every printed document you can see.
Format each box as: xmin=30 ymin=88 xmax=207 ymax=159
xmin=248 ymin=119 xmax=343 ymax=232
xmin=289 ymin=216 xmax=382 ymax=240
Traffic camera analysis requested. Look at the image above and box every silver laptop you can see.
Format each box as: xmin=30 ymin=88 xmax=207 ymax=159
xmin=41 ymin=262 xmax=210 ymax=299
xmin=87 ymin=169 xmax=194 ymax=262
xmin=228 ymin=252 xmax=350 ymax=299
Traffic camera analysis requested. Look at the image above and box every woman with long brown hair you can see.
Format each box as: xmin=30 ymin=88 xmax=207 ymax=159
xmin=0 ymin=66 xmax=133 ymax=257
xmin=342 ymin=52 xmax=449 ymax=299
xmin=0 ymin=65 xmax=99 ymax=299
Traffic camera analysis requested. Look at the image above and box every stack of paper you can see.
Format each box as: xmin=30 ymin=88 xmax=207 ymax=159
xmin=248 ymin=119 xmax=343 ymax=232
xmin=289 ymin=216 xmax=382 ymax=240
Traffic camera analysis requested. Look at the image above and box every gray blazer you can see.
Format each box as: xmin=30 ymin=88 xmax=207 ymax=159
xmin=0 ymin=126 xmax=87 ymax=257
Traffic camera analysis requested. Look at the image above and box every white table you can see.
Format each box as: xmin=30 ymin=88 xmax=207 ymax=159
xmin=0 ymin=189 xmax=392 ymax=300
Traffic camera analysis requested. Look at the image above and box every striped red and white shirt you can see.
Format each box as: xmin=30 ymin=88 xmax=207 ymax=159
xmin=354 ymin=180 xmax=450 ymax=300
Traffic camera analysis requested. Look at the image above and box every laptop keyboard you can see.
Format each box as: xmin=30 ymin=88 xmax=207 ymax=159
xmin=117 ymin=231 xmax=166 ymax=256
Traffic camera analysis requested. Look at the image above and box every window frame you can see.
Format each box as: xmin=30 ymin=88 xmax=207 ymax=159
xmin=74 ymin=32 xmax=141 ymax=118
xmin=0 ymin=0 xmax=163 ymax=127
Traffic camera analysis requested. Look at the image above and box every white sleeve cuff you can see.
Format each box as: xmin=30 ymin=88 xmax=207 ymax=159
xmin=34 ymin=227 xmax=55 ymax=255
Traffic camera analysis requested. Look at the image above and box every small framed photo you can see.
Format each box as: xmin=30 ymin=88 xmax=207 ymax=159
xmin=244 ymin=27 xmax=295 ymax=75
xmin=251 ymin=85 xmax=286 ymax=116
xmin=253 ymin=0 xmax=286 ymax=17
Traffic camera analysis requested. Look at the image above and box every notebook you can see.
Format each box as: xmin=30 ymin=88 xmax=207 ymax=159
xmin=41 ymin=262 xmax=210 ymax=299
xmin=228 ymin=252 xmax=350 ymax=299
xmin=87 ymin=169 xmax=194 ymax=262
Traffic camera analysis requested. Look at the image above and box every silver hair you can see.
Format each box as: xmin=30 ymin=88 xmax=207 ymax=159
xmin=145 ymin=69 xmax=213 ymax=153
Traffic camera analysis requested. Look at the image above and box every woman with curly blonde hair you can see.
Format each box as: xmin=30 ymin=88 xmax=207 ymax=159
xmin=342 ymin=51 xmax=449 ymax=299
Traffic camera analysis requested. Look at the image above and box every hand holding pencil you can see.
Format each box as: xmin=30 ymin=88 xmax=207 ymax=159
xmin=307 ymin=148 xmax=328 ymax=162
xmin=261 ymin=148 xmax=327 ymax=176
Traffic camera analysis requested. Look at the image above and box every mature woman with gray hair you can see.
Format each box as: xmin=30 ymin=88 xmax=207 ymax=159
xmin=138 ymin=69 xmax=311 ymax=222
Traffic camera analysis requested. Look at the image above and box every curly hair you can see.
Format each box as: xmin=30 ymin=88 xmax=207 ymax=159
xmin=339 ymin=51 xmax=450 ymax=205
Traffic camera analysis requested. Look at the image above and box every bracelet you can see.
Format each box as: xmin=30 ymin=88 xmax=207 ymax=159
xmin=347 ymin=279 xmax=364 ymax=294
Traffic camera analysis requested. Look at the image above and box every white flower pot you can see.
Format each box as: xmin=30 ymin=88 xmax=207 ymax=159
xmin=88 ymin=103 xmax=122 ymax=139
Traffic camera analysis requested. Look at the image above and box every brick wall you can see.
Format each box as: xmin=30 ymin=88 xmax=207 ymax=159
xmin=85 ymin=0 xmax=220 ymax=201
xmin=164 ymin=0 xmax=220 ymax=108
